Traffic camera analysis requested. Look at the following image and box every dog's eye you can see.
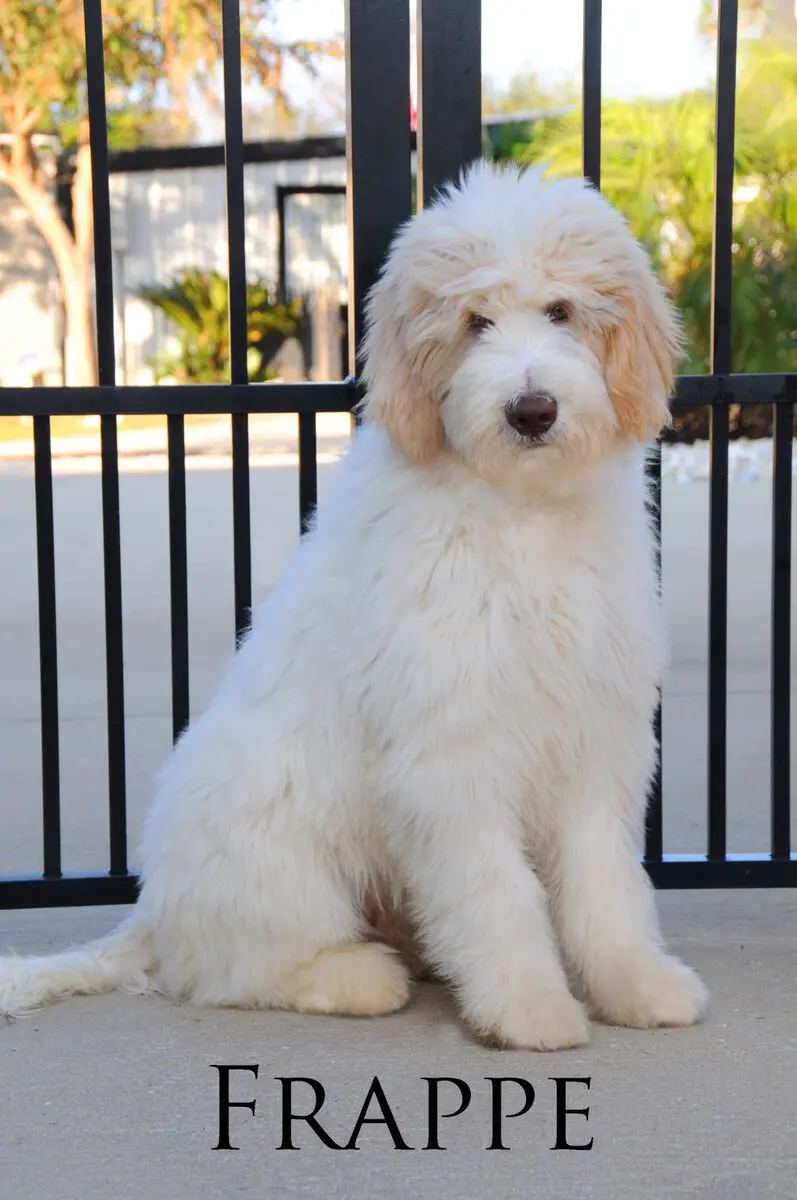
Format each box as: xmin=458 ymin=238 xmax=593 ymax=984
xmin=545 ymin=302 xmax=571 ymax=324
xmin=467 ymin=313 xmax=494 ymax=334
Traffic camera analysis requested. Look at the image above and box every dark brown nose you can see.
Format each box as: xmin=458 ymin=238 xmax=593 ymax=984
xmin=505 ymin=391 xmax=558 ymax=438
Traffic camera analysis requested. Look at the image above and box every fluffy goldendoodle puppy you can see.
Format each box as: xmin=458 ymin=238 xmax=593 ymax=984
xmin=0 ymin=162 xmax=707 ymax=1050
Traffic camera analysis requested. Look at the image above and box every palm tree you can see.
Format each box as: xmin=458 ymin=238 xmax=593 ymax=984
xmin=139 ymin=271 xmax=305 ymax=384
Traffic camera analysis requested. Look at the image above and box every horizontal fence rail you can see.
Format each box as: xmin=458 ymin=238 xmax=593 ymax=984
xmin=0 ymin=382 xmax=357 ymax=417
xmin=0 ymin=375 xmax=794 ymax=419
xmin=0 ymin=0 xmax=794 ymax=909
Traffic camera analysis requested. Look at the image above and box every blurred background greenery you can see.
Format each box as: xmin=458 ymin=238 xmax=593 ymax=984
xmin=138 ymin=272 xmax=306 ymax=385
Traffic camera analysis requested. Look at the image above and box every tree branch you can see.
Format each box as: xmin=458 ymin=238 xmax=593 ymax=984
xmin=72 ymin=142 xmax=94 ymax=281
xmin=17 ymin=104 xmax=45 ymax=136
xmin=0 ymin=154 xmax=77 ymax=290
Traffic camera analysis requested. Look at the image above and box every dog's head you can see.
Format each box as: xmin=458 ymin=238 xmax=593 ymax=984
xmin=361 ymin=162 xmax=681 ymax=489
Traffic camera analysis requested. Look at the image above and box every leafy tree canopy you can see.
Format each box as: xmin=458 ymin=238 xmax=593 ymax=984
xmin=0 ymin=0 xmax=342 ymax=150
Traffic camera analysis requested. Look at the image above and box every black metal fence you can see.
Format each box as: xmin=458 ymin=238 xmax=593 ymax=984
xmin=0 ymin=0 xmax=794 ymax=909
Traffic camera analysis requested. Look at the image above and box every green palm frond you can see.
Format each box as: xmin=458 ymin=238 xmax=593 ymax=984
xmin=138 ymin=270 xmax=304 ymax=384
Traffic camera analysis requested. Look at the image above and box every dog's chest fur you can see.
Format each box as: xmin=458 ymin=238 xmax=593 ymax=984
xmin=342 ymin=454 xmax=663 ymax=771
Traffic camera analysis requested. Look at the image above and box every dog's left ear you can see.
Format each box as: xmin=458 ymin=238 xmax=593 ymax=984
xmin=604 ymin=258 xmax=682 ymax=442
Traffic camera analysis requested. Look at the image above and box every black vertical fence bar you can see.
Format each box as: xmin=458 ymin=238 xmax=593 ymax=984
xmin=298 ymin=413 xmax=318 ymax=533
xmin=416 ymin=0 xmax=482 ymax=208
xmin=645 ymin=447 xmax=664 ymax=862
xmin=706 ymin=0 xmax=738 ymax=861
xmin=770 ymin=401 xmax=793 ymax=858
xmin=83 ymin=0 xmax=128 ymax=875
xmin=33 ymin=416 xmax=61 ymax=877
xmin=167 ymin=415 xmax=190 ymax=741
xmin=100 ymin=409 xmax=127 ymax=874
xmin=221 ymin=0 xmax=252 ymax=642
xmin=277 ymin=187 xmax=317 ymax=531
xmin=582 ymin=0 xmax=602 ymax=187
xmin=83 ymin=0 xmax=115 ymax=387
xmin=345 ymin=0 xmax=412 ymax=389
xmin=276 ymin=188 xmax=288 ymax=300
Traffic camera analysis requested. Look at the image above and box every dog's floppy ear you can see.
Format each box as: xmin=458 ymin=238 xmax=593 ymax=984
xmin=358 ymin=262 xmax=446 ymax=466
xmin=603 ymin=257 xmax=682 ymax=443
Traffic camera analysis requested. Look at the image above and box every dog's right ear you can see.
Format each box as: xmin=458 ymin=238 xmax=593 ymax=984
xmin=358 ymin=269 xmax=446 ymax=466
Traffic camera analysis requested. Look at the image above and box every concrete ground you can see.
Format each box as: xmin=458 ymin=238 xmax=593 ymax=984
xmin=1 ymin=425 xmax=796 ymax=1197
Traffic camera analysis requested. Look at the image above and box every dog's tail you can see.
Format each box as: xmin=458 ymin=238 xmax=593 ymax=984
xmin=0 ymin=915 xmax=155 ymax=1018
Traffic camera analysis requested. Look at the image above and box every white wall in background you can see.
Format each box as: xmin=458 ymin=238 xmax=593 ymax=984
xmin=110 ymin=155 xmax=347 ymax=384
xmin=0 ymin=155 xmax=348 ymax=389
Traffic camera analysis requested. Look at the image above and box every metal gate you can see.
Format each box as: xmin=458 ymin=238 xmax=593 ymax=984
xmin=0 ymin=0 xmax=794 ymax=908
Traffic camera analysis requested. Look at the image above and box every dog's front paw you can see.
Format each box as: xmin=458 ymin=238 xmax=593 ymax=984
xmin=472 ymin=989 xmax=590 ymax=1052
xmin=587 ymin=954 xmax=708 ymax=1029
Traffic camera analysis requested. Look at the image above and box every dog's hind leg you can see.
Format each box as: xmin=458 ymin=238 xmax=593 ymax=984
xmin=174 ymin=917 xmax=412 ymax=1017
xmin=138 ymin=692 xmax=413 ymax=1015
xmin=150 ymin=829 xmax=411 ymax=1016
xmin=272 ymin=941 xmax=411 ymax=1016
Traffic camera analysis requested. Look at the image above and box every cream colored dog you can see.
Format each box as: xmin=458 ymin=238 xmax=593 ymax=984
xmin=0 ymin=162 xmax=707 ymax=1050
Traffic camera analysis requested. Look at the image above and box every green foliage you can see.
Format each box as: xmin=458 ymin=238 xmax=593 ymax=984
xmin=513 ymin=43 xmax=797 ymax=388
xmin=483 ymin=71 xmax=577 ymax=166
xmin=0 ymin=2 xmax=161 ymax=143
xmin=483 ymin=71 xmax=577 ymax=118
xmin=139 ymin=270 xmax=303 ymax=384
xmin=0 ymin=1 xmax=342 ymax=149
xmin=486 ymin=117 xmax=551 ymax=166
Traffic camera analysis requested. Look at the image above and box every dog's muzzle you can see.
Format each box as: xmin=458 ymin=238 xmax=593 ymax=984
xmin=505 ymin=391 xmax=558 ymax=440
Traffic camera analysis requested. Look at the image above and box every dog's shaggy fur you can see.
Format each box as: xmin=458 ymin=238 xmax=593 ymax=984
xmin=0 ymin=163 xmax=708 ymax=1049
